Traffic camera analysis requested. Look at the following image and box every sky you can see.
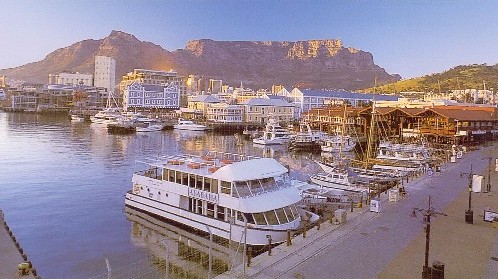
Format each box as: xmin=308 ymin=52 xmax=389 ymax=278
xmin=1 ymin=0 xmax=498 ymax=79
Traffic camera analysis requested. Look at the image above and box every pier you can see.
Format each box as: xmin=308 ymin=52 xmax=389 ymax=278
xmin=0 ymin=210 xmax=38 ymax=278
xmin=216 ymin=142 xmax=498 ymax=279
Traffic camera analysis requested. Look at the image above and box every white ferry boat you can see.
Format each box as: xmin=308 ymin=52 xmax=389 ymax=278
xmin=124 ymin=152 xmax=306 ymax=245
xmin=173 ymin=119 xmax=208 ymax=131
xmin=253 ymin=117 xmax=291 ymax=145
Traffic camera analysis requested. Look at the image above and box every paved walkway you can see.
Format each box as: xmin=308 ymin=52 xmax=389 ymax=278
xmin=0 ymin=211 xmax=36 ymax=279
xmin=217 ymin=142 xmax=498 ymax=279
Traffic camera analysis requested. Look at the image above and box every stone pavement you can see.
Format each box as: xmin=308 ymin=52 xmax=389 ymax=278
xmin=378 ymin=143 xmax=498 ymax=279
xmin=0 ymin=211 xmax=37 ymax=279
xmin=216 ymin=142 xmax=498 ymax=279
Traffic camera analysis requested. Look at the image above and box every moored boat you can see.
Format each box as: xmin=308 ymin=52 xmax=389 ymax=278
xmin=173 ymin=119 xmax=208 ymax=131
xmin=124 ymin=151 xmax=312 ymax=245
xmin=253 ymin=117 xmax=291 ymax=145
xmin=136 ymin=120 xmax=165 ymax=132
xmin=288 ymin=122 xmax=322 ymax=151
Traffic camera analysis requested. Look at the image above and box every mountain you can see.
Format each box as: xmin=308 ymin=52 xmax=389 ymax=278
xmin=362 ymin=64 xmax=498 ymax=93
xmin=0 ymin=30 xmax=400 ymax=90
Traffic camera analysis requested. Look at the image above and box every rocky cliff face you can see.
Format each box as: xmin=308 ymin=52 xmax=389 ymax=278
xmin=0 ymin=31 xmax=399 ymax=90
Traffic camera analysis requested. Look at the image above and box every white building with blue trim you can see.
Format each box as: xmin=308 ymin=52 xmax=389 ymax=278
xmin=123 ymin=81 xmax=180 ymax=111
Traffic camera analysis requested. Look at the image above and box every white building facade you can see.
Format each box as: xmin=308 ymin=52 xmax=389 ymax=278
xmin=94 ymin=56 xmax=116 ymax=98
xmin=48 ymin=72 xmax=93 ymax=86
xmin=206 ymin=103 xmax=244 ymax=123
xmin=123 ymin=81 xmax=180 ymax=111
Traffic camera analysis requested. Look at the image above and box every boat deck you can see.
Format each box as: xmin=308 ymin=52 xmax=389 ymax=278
xmin=138 ymin=151 xmax=261 ymax=177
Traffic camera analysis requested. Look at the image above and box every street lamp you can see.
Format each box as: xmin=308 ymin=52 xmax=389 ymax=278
xmin=460 ymin=164 xmax=474 ymax=224
xmin=483 ymin=150 xmax=493 ymax=193
xmin=411 ymin=195 xmax=447 ymax=279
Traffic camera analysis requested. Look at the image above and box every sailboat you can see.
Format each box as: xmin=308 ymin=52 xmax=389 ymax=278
xmin=90 ymin=90 xmax=122 ymax=125
xmin=310 ymin=101 xmax=400 ymax=193
xmin=321 ymin=104 xmax=357 ymax=153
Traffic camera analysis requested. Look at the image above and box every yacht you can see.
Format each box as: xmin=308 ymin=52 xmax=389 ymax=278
xmin=124 ymin=151 xmax=309 ymax=245
xmin=70 ymin=114 xmax=85 ymax=122
xmin=89 ymin=107 xmax=122 ymax=125
xmin=321 ymin=135 xmax=357 ymax=153
xmin=309 ymin=168 xmax=369 ymax=193
xmin=287 ymin=122 xmax=322 ymax=151
xmin=173 ymin=119 xmax=208 ymax=131
xmin=136 ymin=120 xmax=165 ymax=132
xmin=253 ymin=117 xmax=291 ymax=145
xmin=376 ymin=141 xmax=430 ymax=163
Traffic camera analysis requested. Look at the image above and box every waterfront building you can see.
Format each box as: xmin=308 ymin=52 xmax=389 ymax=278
xmin=306 ymin=104 xmax=498 ymax=144
xmin=276 ymin=88 xmax=398 ymax=119
xmin=183 ymin=95 xmax=221 ymax=120
xmin=94 ymin=56 xmax=116 ymax=99
xmin=206 ymin=103 xmax=244 ymax=123
xmin=304 ymin=106 xmax=369 ymax=138
xmin=48 ymin=72 xmax=93 ymax=87
xmin=120 ymin=69 xmax=187 ymax=106
xmin=242 ymin=98 xmax=294 ymax=124
xmin=123 ymin=81 xmax=180 ymax=112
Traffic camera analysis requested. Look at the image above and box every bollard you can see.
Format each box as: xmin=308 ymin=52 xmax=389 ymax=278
xmin=18 ymin=248 xmax=23 ymax=254
xmin=267 ymin=236 xmax=272 ymax=256
xmin=317 ymin=219 xmax=321 ymax=231
xmin=22 ymin=254 xmax=27 ymax=261
xmin=287 ymin=230 xmax=292 ymax=246
xmin=303 ymin=221 xmax=308 ymax=238
xmin=350 ymin=200 xmax=354 ymax=212
xmin=247 ymin=247 xmax=252 ymax=267
xmin=31 ymin=268 xmax=37 ymax=276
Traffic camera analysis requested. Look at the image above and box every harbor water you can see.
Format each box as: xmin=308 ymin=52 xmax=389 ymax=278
xmin=0 ymin=112 xmax=324 ymax=278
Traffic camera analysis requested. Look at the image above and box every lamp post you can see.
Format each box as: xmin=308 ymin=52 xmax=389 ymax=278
xmin=483 ymin=150 xmax=492 ymax=193
xmin=460 ymin=164 xmax=474 ymax=224
xmin=411 ymin=195 xmax=447 ymax=279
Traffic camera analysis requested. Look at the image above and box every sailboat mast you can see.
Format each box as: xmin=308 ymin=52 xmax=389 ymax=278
xmin=365 ymin=100 xmax=376 ymax=168
xmin=339 ymin=103 xmax=347 ymax=157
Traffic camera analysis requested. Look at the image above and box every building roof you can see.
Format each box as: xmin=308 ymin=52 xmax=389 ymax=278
xmin=241 ymin=98 xmax=293 ymax=107
xmin=267 ymin=95 xmax=287 ymax=101
xmin=190 ymin=95 xmax=221 ymax=103
xmin=301 ymin=89 xmax=399 ymax=101
xmin=416 ymin=107 xmax=498 ymax=121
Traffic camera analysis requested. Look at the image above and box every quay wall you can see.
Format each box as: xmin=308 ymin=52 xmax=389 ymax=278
xmin=0 ymin=210 xmax=38 ymax=278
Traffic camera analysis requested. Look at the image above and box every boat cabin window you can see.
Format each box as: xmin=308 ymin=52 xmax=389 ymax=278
xmin=265 ymin=211 xmax=279 ymax=225
xmin=206 ymin=202 xmax=215 ymax=218
xmin=283 ymin=207 xmax=294 ymax=220
xmin=253 ymin=213 xmax=267 ymax=226
xmin=217 ymin=206 xmax=225 ymax=221
xmin=290 ymin=205 xmax=299 ymax=219
xmin=204 ymin=178 xmax=212 ymax=193
xmin=220 ymin=181 xmax=231 ymax=195
xmin=234 ymin=181 xmax=251 ymax=197
xmin=212 ymin=179 xmax=219 ymax=193
xmin=275 ymin=208 xmax=289 ymax=224
xmin=167 ymin=169 xmax=175 ymax=182
xmin=244 ymin=213 xmax=255 ymax=224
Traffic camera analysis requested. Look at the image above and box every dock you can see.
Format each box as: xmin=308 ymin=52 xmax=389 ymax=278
xmin=0 ymin=211 xmax=38 ymax=278
xmin=216 ymin=142 xmax=498 ymax=279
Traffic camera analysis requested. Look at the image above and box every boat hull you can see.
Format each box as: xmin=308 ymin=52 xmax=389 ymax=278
xmin=125 ymin=192 xmax=300 ymax=245
xmin=310 ymin=174 xmax=368 ymax=193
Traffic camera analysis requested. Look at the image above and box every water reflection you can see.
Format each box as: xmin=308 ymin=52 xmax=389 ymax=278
xmin=0 ymin=112 xmax=334 ymax=278
xmin=125 ymin=207 xmax=243 ymax=279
